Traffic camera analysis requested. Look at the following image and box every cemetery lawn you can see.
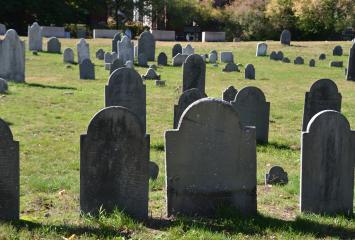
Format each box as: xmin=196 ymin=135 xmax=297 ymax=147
xmin=0 ymin=38 xmax=354 ymax=239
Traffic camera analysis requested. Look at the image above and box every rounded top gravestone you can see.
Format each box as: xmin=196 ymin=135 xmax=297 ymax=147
xmin=333 ymin=45 xmax=343 ymax=56
xmin=183 ymin=54 xmax=206 ymax=94
xmin=47 ymin=37 xmax=61 ymax=53
xmin=265 ymin=166 xmax=288 ymax=185
xmin=172 ymin=44 xmax=182 ymax=58
xmin=222 ymin=86 xmax=238 ymax=102
xmin=28 ymin=22 xmax=42 ymax=51
xmin=280 ymin=29 xmax=291 ymax=45
xmin=63 ymin=48 xmax=75 ymax=63
xmin=245 ymin=64 xmax=255 ymax=80
xmin=138 ymin=31 xmax=156 ymax=61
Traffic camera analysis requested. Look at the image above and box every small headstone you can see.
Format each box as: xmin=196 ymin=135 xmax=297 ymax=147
xmin=346 ymin=43 xmax=355 ymax=80
xmin=294 ymin=57 xmax=304 ymax=65
xmin=79 ymin=59 xmax=95 ymax=80
xmin=245 ymin=64 xmax=255 ymax=80
xmin=319 ymin=53 xmax=326 ymax=60
xmin=282 ymin=57 xmax=290 ymax=63
xmin=47 ymin=37 xmax=61 ymax=53
xmin=0 ymin=78 xmax=8 ymax=93
xmin=96 ymin=49 xmax=105 ymax=60
xmin=104 ymin=52 xmax=113 ymax=64
xmin=117 ymin=36 xmax=134 ymax=64
xmin=222 ymin=86 xmax=238 ymax=102
xmin=276 ymin=51 xmax=284 ymax=61
xmin=182 ymin=44 xmax=194 ymax=55
xmin=142 ymin=68 xmax=160 ymax=80
xmin=28 ymin=22 xmax=42 ymax=51
xmin=256 ymin=42 xmax=268 ymax=56
xmin=77 ymin=38 xmax=90 ymax=64
xmin=105 ymin=63 xmax=111 ymax=71
xmin=265 ymin=166 xmax=288 ymax=185
xmin=172 ymin=44 xmax=182 ymax=58
xmin=138 ymin=53 xmax=149 ymax=67
xmin=183 ymin=54 xmax=206 ymax=93
xmin=270 ymin=51 xmax=277 ymax=60
xmin=309 ymin=59 xmax=315 ymax=67
xmin=209 ymin=52 xmax=217 ymax=63
xmin=157 ymin=52 xmax=168 ymax=66
xmin=330 ymin=61 xmax=343 ymax=68
xmin=125 ymin=60 xmax=134 ymax=69
xmin=280 ymin=29 xmax=291 ymax=45
xmin=222 ymin=62 xmax=239 ymax=72
xmin=110 ymin=58 xmax=124 ymax=74
xmin=155 ymin=80 xmax=166 ymax=87
xmin=149 ymin=161 xmax=159 ymax=180
xmin=332 ymin=45 xmax=343 ymax=56
xmin=63 ymin=48 xmax=74 ymax=64
xmin=138 ymin=31 xmax=156 ymax=61
xmin=112 ymin=33 xmax=121 ymax=52
xmin=220 ymin=52 xmax=234 ymax=63
xmin=172 ymin=53 xmax=188 ymax=66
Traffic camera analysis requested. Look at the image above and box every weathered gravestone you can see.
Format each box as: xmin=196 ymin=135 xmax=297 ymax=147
xmin=346 ymin=43 xmax=355 ymax=80
xmin=220 ymin=52 xmax=234 ymax=63
xmin=0 ymin=24 xmax=6 ymax=35
xmin=157 ymin=52 xmax=168 ymax=66
xmin=138 ymin=31 xmax=156 ymax=61
xmin=105 ymin=67 xmax=146 ymax=132
xmin=172 ymin=53 xmax=188 ymax=66
xmin=28 ymin=22 xmax=42 ymax=51
xmin=223 ymin=86 xmax=238 ymax=102
xmin=80 ymin=106 xmax=149 ymax=219
xmin=138 ymin=53 xmax=148 ymax=67
xmin=104 ymin=52 xmax=113 ymax=64
xmin=182 ymin=44 xmax=194 ymax=55
xmin=256 ymin=42 xmax=268 ymax=56
xmin=125 ymin=60 xmax=134 ymax=69
xmin=309 ymin=59 xmax=315 ymax=67
xmin=265 ymin=166 xmax=288 ymax=185
xmin=276 ymin=51 xmax=284 ymax=61
xmin=333 ymin=45 xmax=343 ymax=56
xmin=294 ymin=56 xmax=304 ymax=65
xmin=282 ymin=57 xmax=290 ymax=63
xmin=330 ymin=61 xmax=343 ymax=68
xmin=0 ymin=78 xmax=8 ymax=93
xmin=172 ymin=44 xmax=182 ymax=58
xmin=222 ymin=62 xmax=239 ymax=72
xmin=231 ymin=87 xmax=270 ymax=143
xmin=301 ymin=110 xmax=355 ymax=216
xmin=77 ymin=38 xmax=90 ymax=64
xmin=270 ymin=51 xmax=277 ymax=60
xmin=319 ymin=53 xmax=326 ymax=60
xmin=302 ymin=79 xmax=341 ymax=131
xmin=111 ymin=52 xmax=118 ymax=61
xmin=79 ymin=59 xmax=95 ymax=80
xmin=149 ymin=161 xmax=159 ymax=180
xmin=110 ymin=58 xmax=124 ymax=74
xmin=245 ymin=64 xmax=255 ymax=80
xmin=173 ymin=88 xmax=207 ymax=128
xmin=63 ymin=48 xmax=74 ymax=64
xmin=166 ymin=98 xmax=257 ymax=217
xmin=142 ymin=68 xmax=160 ymax=80
xmin=96 ymin=49 xmax=105 ymax=60
xmin=183 ymin=54 xmax=206 ymax=94
xmin=280 ymin=29 xmax=291 ymax=45
xmin=0 ymin=30 xmax=25 ymax=83
xmin=0 ymin=118 xmax=19 ymax=220
xmin=47 ymin=37 xmax=61 ymax=53
xmin=117 ymin=36 xmax=134 ymax=64
xmin=209 ymin=51 xmax=217 ymax=63
xmin=112 ymin=33 xmax=121 ymax=52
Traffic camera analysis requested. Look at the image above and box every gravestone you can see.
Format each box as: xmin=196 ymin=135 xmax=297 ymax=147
xmin=245 ymin=64 xmax=255 ymax=80
xmin=182 ymin=44 xmax=194 ymax=55
xmin=209 ymin=52 xmax=217 ymax=63
xmin=117 ymin=36 xmax=134 ymax=64
xmin=330 ymin=61 xmax=343 ymax=67
xmin=346 ymin=43 xmax=355 ymax=80
xmin=104 ymin=52 xmax=113 ymax=64
xmin=28 ymin=22 xmax=42 ymax=51
xmin=333 ymin=45 xmax=343 ymax=56
xmin=220 ymin=52 xmax=234 ymax=63
xmin=309 ymin=59 xmax=315 ymax=67
xmin=276 ymin=51 xmax=284 ymax=61
xmin=47 ymin=37 xmax=61 ymax=53
xmin=63 ymin=48 xmax=74 ymax=64
xmin=319 ymin=53 xmax=326 ymax=60
xmin=96 ymin=49 xmax=105 ymax=60
xmin=265 ymin=166 xmax=288 ymax=185
xmin=222 ymin=62 xmax=239 ymax=72
xmin=112 ymin=33 xmax=121 ymax=52
xmin=301 ymin=110 xmax=354 ymax=216
xmin=302 ymin=79 xmax=341 ymax=131
xmin=80 ymin=106 xmax=149 ymax=219
xmin=149 ymin=161 xmax=159 ymax=180
xmin=172 ymin=54 xmax=188 ymax=67
xmin=79 ymin=59 xmax=95 ymax=80
xmin=222 ymin=86 xmax=238 ymax=102
xmin=280 ymin=29 xmax=291 ymax=45
xmin=294 ymin=57 xmax=304 ymax=65
xmin=231 ymin=87 xmax=270 ymax=143
xmin=282 ymin=57 xmax=290 ymax=63
xmin=256 ymin=42 xmax=267 ymax=56
xmin=173 ymin=88 xmax=206 ymax=128
xmin=77 ymin=38 xmax=90 ymax=64
xmin=172 ymin=44 xmax=182 ymax=58
xmin=270 ymin=51 xmax=277 ymax=60
xmin=110 ymin=58 xmax=124 ymax=74
xmin=157 ymin=52 xmax=168 ymax=66
xmin=183 ymin=54 xmax=206 ymax=94
xmin=138 ymin=31 xmax=155 ymax=61
xmin=125 ymin=60 xmax=134 ymax=69
xmin=111 ymin=52 xmax=118 ymax=61
xmin=138 ymin=53 xmax=148 ymax=67
xmin=166 ymin=98 xmax=257 ymax=217
xmin=142 ymin=68 xmax=160 ymax=80
xmin=0 ymin=118 xmax=19 ymax=220
xmin=0 ymin=30 xmax=25 ymax=83
xmin=0 ymin=78 xmax=8 ymax=93
xmin=105 ymin=67 xmax=146 ymax=131
xmin=0 ymin=24 xmax=6 ymax=35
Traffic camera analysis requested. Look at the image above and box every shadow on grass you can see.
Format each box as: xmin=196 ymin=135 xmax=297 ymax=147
xmin=258 ymin=141 xmax=299 ymax=151
xmin=25 ymin=83 xmax=77 ymax=90
xmin=151 ymin=142 xmax=165 ymax=152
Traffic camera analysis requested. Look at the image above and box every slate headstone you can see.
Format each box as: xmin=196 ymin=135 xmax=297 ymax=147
xmin=138 ymin=31 xmax=155 ymax=61
xmin=28 ymin=22 xmax=42 ymax=51
xmin=182 ymin=44 xmax=194 ymax=55
xmin=294 ymin=57 xmax=304 ymax=65
xmin=346 ymin=43 xmax=355 ymax=80
xmin=270 ymin=51 xmax=277 ymax=60
xmin=256 ymin=43 xmax=268 ymax=56
xmin=309 ymin=59 xmax=315 ymax=67
xmin=209 ymin=52 xmax=217 ymax=63
xmin=47 ymin=37 xmax=61 ymax=53
xmin=222 ymin=62 xmax=239 ymax=72
xmin=333 ymin=45 xmax=343 ymax=56
xmin=117 ymin=36 xmax=134 ymax=64
xmin=104 ymin=52 xmax=113 ymax=64
xmin=265 ymin=166 xmax=288 ymax=185
xmin=125 ymin=60 xmax=134 ymax=69
xmin=77 ymin=38 xmax=90 ymax=64
xmin=282 ymin=57 xmax=290 ymax=63
xmin=245 ymin=64 xmax=255 ymax=80
xmin=222 ymin=86 xmax=238 ymax=102
xmin=96 ymin=49 xmax=105 ymax=60
xmin=142 ymin=68 xmax=160 ymax=80
xmin=183 ymin=54 xmax=206 ymax=94
xmin=220 ymin=52 xmax=234 ymax=63
xmin=63 ymin=48 xmax=74 ymax=64
xmin=79 ymin=59 xmax=95 ymax=80
xmin=112 ymin=33 xmax=121 ymax=52
xmin=172 ymin=53 xmax=188 ymax=66
xmin=172 ymin=44 xmax=182 ymax=58
xmin=276 ymin=51 xmax=284 ymax=61
xmin=319 ymin=53 xmax=326 ymax=60
xmin=149 ymin=161 xmax=159 ymax=180
xmin=0 ymin=24 xmax=6 ymax=35
xmin=280 ymin=29 xmax=291 ymax=45
xmin=0 ymin=78 xmax=8 ymax=93
xmin=157 ymin=52 xmax=168 ymax=66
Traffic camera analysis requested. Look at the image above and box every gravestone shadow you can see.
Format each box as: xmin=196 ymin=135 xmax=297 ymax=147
xmin=25 ymin=83 xmax=77 ymax=90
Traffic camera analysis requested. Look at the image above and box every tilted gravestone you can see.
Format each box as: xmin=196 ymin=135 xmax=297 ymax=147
xmin=76 ymin=38 xmax=90 ymax=64
xmin=265 ymin=166 xmax=288 ymax=185
xmin=117 ymin=36 xmax=134 ymax=64
xmin=138 ymin=53 xmax=148 ymax=67
xmin=172 ymin=53 xmax=188 ymax=66
xmin=346 ymin=43 xmax=355 ymax=80
xmin=104 ymin=52 xmax=113 ymax=64
xmin=0 ymin=118 xmax=19 ymax=221
xmin=79 ymin=59 xmax=95 ymax=80
xmin=220 ymin=52 xmax=234 ymax=63
xmin=302 ymin=79 xmax=341 ymax=131
xmin=47 ymin=37 xmax=61 ymax=53
xmin=157 ymin=52 xmax=168 ymax=66
xmin=280 ymin=29 xmax=291 ymax=45
xmin=173 ymin=88 xmax=206 ymax=128
xmin=111 ymin=52 xmax=117 ymax=61
xmin=183 ymin=54 xmax=206 ymax=94
xmin=245 ymin=64 xmax=255 ymax=80
xmin=112 ymin=33 xmax=121 ymax=52
xmin=110 ymin=58 xmax=124 ymax=74
xmin=166 ymin=98 xmax=257 ymax=217
xmin=138 ymin=31 xmax=156 ymax=61
xmin=333 ymin=45 xmax=343 ymax=56
xmin=96 ymin=49 xmax=105 ymax=60
xmin=223 ymin=86 xmax=238 ymax=102
xmin=142 ymin=68 xmax=160 ymax=80
xmin=172 ymin=44 xmax=182 ymax=58
xmin=231 ymin=87 xmax=270 ymax=143
xmin=222 ymin=62 xmax=239 ymax=72
xmin=63 ymin=48 xmax=74 ymax=64
xmin=0 ymin=30 xmax=25 ymax=83
xmin=301 ymin=110 xmax=355 ymax=216
xmin=28 ymin=22 xmax=42 ymax=51
xmin=256 ymin=42 xmax=267 ymax=56
xmin=105 ymin=67 xmax=146 ymax=132
xmin=309 ymin=59 xmax=315 ymax=67
xmin=294 ymin=56 xmax=304 ymax=65
xmin=80 ymin=106 xmax=149 ymax=219
xmin=182 ymin=44 xmax=194 ymax=55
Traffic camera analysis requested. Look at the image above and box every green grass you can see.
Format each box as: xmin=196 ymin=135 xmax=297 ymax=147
xmin=0 ymin=38 xmax=354 ymax=239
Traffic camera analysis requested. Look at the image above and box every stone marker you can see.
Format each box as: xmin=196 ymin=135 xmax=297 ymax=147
xmin=0 ymin=30 xmax=25 ymax=83
xmin=79 ymin=59 xmax=95 ymax=80
xmin=112 ymin=33 xmax=121 ymax=52
xmin=111 ymin=52 xmax=118 ymax=61
xmin=96 ymin=49 xmax=105 ymax=60
xmin=330 ymin=61 xmax=343 ymax=67
xmin=0 ymin=24 xmax=6 ymax=35
xmin=346 ymin=43 xmax=355 ymax=80
xmin=301 ymin=110 xmax=354 ymax=216
xmin=173 ymin=88 xmax=207 ymax=128
xmin=28 ymin=22 xmax=42 ymax=51
xmin=157 ymin=52 xmax=168 ymax=66
xmin=0 ymin=118 xmax=19 ymax=221
xmin=110 ymin=58 xmax=124 ymax=74
xmin=77 ymin=38 xmax=90 ymax=64
xmin=63 ymin=48 xmax=74 ymax=64
xmin=319 ymin=53 xmax=326 ymax=60
xmin=231 ymin=87 xmax=270 ymax=143
xmin=183 ymin=54 xmax=206 ymax=94
xmin=222 ymin=86 xmax=238 ymax=102
xmin=104 ymin=52 xmax=112 ymax=64
xmin=172 ymin=44 xmax=182 ymax=58
xmin=138 ymin=53 xmax=149 ymax=67
xmin=125 ymin=60 xmax=134 ymax=69
xmin=209 ymin=51 xmax=217 ymax=63
xmin=333 ymin=45 xmax=343 ymax=56
xmin=138 ymin=31 xmax=156 ymax=61
xmin=245 ymin=64 xmax=255 ymax=80
xmin=125 ymin=29 xmax=132 ymax=39
xmin=282 ymin=57 xmax=290 ymax=63
xmin=222 ymin=63 xmax=239 ymax=72
xmin=276 ymin=51 xmax=284 ymax=61
xmin=80 ymin=106 xmax=149 ymax=219
xmin=47 ymin=37 xmax=61 ymax=53
xmin=302 ymin=79 xmax=341 ymax=131
xmin=105 ymin=67 xmax=146 ymax=131
xmin=309 ymin=59 xmax=315 ymax=67
xmin=182 ymin=44 xmax=194 ymax=55
xmin=117 ymin=36 xmax=134 ymax=64
xmin=256 ymin=42 xmax=268 ymax=56
xmin=142 ymin=68 xmax=160 ymax=80
xmin=172 ymin=53 xmax=188 ymax=66
xmin=220 ymin=52 xmax=234 ymax=63
xmin=149 ymin=161 xmax=159 ymax=180
xmin=270 ymin=51 xmax=277 ymax=60
xmin=280 ymin=29 xmax=291 ymax=45
xmin=155 ymin=80 xmax=166 ymax=86
xmin=0 ymin=78 xmax=8 ymax=93
xmin=294 ymin=56 xmax=304 ymax=65
xmin=166 ymin=98 xmax=257 ymax=217
xmin=265 ymin=166 xmax=288 ymax=185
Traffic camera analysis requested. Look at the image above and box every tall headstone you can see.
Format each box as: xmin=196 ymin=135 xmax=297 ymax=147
xmin=47 ymin=37 xmax=61 ymax=53
xmin=138 ymin=31 xmax=155 ymax=61
xmin=80 ymin=106 xmax=149 ymax=219
xmin=105 ymin=67 xmax=146 ymax=132
xmin=182 ymin=54 xmax=206 ymax=94
xmin=333 ymin=45 xmax=343 ymax=56
xmin=301 ymin=110 xmax=354 ymax=216
xmin=157 ymin=52 xmax=168 ymax=66
xmin=76 ymin=38 xmax=90 ymax=64
xmin=0 ymin=30 xmax=25 ymax=82
xmin=302 ymin=79 xmax=341 ymax=131
xmin=280 ymin=30 xmax=291 ymax=45
xmin=79 ymin=59 xmax=95 ymax=80
xmin=231 ymin=87 xmax=270 ymax=143
xmin=222 ymin=86 xmax=238 ymax=102
xmin=28 ymin=22 xmax=42 ymax=51
xmin=209 ymin=51 xmax=217 ymax=63
xmin=256 ymin=42 xmax=267 ymax=56
xmin=112 ymin=33 xmax=121 ymax=52
xmin=0 ymin=118 xmax=19 ymax=221
xmin=245 ymin=64 xmax=255 ymax=80
xmin=172 ymin=44 xmax=182 ymax=58
xmin=117 ymin=36 xmax=134 ymax=64
xmin=294 ymin=56 xmax=304 ymax=65
xmin=346 ymin=43 xmax=355 ymax=80
xmin=309 ymin=59 xmax=315 ymax=67
xmin=166 ymin=98 xmax=257 ymax=217
xmin=182 ymin=44 xmax=194 ymax=56
xmin=63 ymin=48 xmax=74 ymax=64
xmin=104 ymin=52 xmax=113 ymax=64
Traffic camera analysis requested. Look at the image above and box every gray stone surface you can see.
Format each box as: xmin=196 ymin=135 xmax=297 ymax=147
xmin=142 ymin=68 xmax=160 ymax=80
xmin=0 ymin=24 xmax=6 ymax=35
xmin=110 ymin=58 xmax=124 ymax=74
xmin=270 ymin=51 xmax=277 ymax=60
xmin=157 ymin=52 xmax=168 ymax=66
xmin=138 ymin=31 xmax=156 ymax=61
xmin=309 ymin=59 xmax=315 ymax=67
xmin=77 ymin=38 xmax=90 ymax=64
xmin=173 ymin=88 xmax=206 ymax=128
xmin=183 ymin=54 xmax=206 ymax=94
xmin=80 ymin=106 xmax=149 ymax=219
xmin=125 ymin=60 xmax=134 ymax=69
xmin=112 ymin=33 xmax=121 ymax=52
xmin=301 ymin=110 xmax=354 ymax=216
xmin=276 ymin=51 xmax=284 ymax=61
xmin=96 ymin=49 xmax=105 ymax=60
xmin=138 ymin=53 xmax=148 ymax=67
xmin=245 ymin=64 xmax=255 ymax=80
xmin=0 ymin=30 xmax=25 ymax=83
xmin=0 ymin=78 xmax=8 ymax=93
xmin=319 ymin=53 xmax=326 ymax=60
xmin=28 ymin=22 xmax=42 ymax=51
xmin=79 ymin=59 xmax=95 ymax=80
xmin=282 ymin=57 xmax=290 ymax=63
xmin=104 ymin=52 xmax=112 ymax=64
xmin=223 ymin=86 xmax=238 ymax=102
xmin=172 ymin=53 xmax=188 ymax=66
xmin=294 ymin=56 xmax=304 ymax=65
xmin=333 ymin=45 xmax=343 ymax=56
xmin=256 ymin=42 xmax=268 ymax=56
xmin=63 ymin=48 xmax=74 ymax=64
xmin=0 ymin=118 xmax=19 ymax=220
xmin=166 ymin=98 xmax=257 ymax=217
xmin=265 ymin=166 xmax=288 ymax=185
xmin=302 ymin=79 xmax=341 ymax=131
xmin=280 ymin=29 xmax=291 ymax=45
xmin=105 ymin=67 xmax=146 ymax=131
xmin=222 ymin=62 xmax=239 ymax=72
xmin=47 ymin=37 xmax=61 ymax=53
xmin=346 ymin=43 xmax=355 ymax=80
xmin=182 ymin=44 xmax=194 ymax=55
xmin=209 ymin=52 xmax=217 ymax=63
xmin=172 ymin=44 xmax=182 ymax=58
xmin=117 ymin=36 xmax=134 ymax=64
xmin=330 ymin=61 xmax=343 ymax=67
xmin=149 ymin=161 xmax=159 ymax=180
xmin=220 ymin=52 xmax=234 ymax=63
